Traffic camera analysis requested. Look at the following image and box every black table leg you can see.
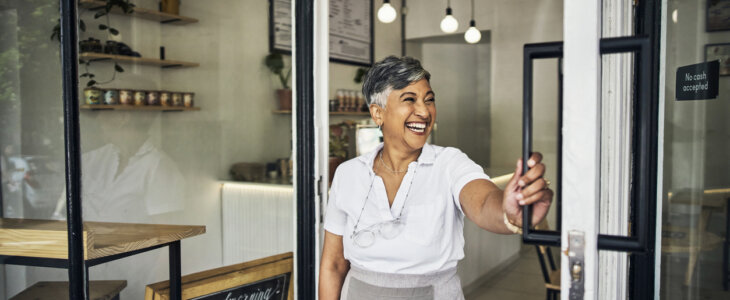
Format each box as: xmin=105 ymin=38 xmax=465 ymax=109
xmin=85 ymin=266 xmax=90 ymax=300
xmin=169 ymin=241 xmax=181 ymax=300
xmin=725 ymin=198 xmax=729 ymax=291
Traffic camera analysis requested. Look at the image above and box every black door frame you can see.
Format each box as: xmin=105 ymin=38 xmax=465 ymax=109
xmin=294 ymin=0 xmax=316 ymax=300
xmin=631 ymin=0 xmax=661 ymax=299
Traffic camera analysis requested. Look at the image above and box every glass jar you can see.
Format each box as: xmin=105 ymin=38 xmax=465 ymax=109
xmin=103 ymin=89 xmax=119 ymax=105
xmin=160 ymin=91 xmax=171 ymax=106
xmin=83 ymin=88 xmax=102 ymax=105
xmin=133 ymin=91 xmax=146 ymax=106
xmin=146 ymin=91 xmax=160 ymax=106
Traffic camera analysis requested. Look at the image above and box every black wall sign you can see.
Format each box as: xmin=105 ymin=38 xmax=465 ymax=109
xmin=191 ymin=273 xmax=290 ymax=300
xmin=676 ymin=60 xmax=719 ymax=101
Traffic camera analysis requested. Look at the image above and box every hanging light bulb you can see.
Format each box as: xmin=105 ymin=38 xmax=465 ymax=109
xmin=377 ymin=0 xmax=397 ymax=24
xmin=440 ymin=1 xmax=458 ymax=33
xmin=464 ymin=20 xmax=481 ymax=43
xmin=464 ymin=0 xmax=481 ymax=43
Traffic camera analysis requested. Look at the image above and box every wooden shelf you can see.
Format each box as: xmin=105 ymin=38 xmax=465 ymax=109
xmin=11 ymin=280 xmax=126 ymax=300
xmin=273 ymin=110 xmax=370 ymax=116
xmin=79 ymin=0 xmax=198 ymax=25
xmin=81 ymin=104 xmax=200 ymax=112
xmin=79 ymin=52 xmax=199 ymax=68
xmin=0 ymin=218 xmax=205 ymax=260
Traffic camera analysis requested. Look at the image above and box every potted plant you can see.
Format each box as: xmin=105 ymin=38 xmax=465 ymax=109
xmin=264 ymin=53 xmax=292 ymax=110
xmin=329 ymin=122 xmax=353 ymax=186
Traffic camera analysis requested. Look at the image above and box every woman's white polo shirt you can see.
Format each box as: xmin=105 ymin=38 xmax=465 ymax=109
xmin=324 ymin=143 xmax=490 ymax=274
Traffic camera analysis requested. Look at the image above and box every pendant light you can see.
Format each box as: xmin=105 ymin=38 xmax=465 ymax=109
xmin=464 ymin=0 xmax=481 ymax=44
xmin=377 ymin=0 xmax=397 ymax=24
xmin=440 ymin=0 xmax=458 ymax=33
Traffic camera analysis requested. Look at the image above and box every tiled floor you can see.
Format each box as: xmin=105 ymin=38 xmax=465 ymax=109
xmin=467 ymin=241 xmax=730 ymax=300
xmin=466 ymin=246 xmax=551 ymax=300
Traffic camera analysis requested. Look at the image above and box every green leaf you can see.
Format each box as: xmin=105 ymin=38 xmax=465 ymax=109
xmin=80 ymin=73 xmax=92 ymax=78
xmin=98 ymin=24 xmax=108 ymax=30
xmin=51 ymin=22 xmax=60 ymax=41
xmin=94 ymin=11 xmax=106 ymax=19
xmin=109 ymin=28 xmax=119 ymax=35
xmin=114 ymin=64 xmax=124 ymax=72
xmin=87 ymin=80 xmax=97 ymax=87
xmin=79 ymin=20 xmax=86 ymax=32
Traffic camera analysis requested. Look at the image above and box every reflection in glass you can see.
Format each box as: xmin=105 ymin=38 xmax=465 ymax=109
xmin=53 ymin=112 xmax=185 ymax=222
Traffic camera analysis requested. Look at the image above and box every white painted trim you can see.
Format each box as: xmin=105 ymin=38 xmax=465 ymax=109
xmin=290 ymin=0 xmax=298 ymax=298
xmin=654 ymin=0 xmax=668 ymax=299
xmin=562 ymin=0 xmax=602 ymax=299
xmin=313 ymin=0 xmax=330 ymax=299
xmin=599 ymin=1 xmax=633 ymax=298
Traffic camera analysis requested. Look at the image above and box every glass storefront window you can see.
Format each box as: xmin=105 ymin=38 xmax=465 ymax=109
xmin=2 ymin=0 xmax=297 ymax=298
xmin=660 ymin=0 xmax=730 ymax=298
xmin=1 ymin=0 xmax=70 ymax=298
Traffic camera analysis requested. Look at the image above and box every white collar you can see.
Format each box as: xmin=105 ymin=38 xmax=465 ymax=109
xmin=357 ymin=142 xmax=436 ymax=172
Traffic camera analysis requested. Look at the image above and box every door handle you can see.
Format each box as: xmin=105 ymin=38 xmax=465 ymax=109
xmin=521 ymin=41 xmax=563 ymax=247
xmin=521 ymin=36 xmax=654 ymax=253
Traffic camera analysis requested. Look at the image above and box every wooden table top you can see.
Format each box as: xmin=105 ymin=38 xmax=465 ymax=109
xmin=0 ymin=218 xmax=205 ymax=260
xmin=668 ymin=187 xmax=730 ymax=208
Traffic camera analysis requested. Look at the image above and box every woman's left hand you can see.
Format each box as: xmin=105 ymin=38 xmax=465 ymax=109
xmin=502 ymin=152 xmax=553 ymax=228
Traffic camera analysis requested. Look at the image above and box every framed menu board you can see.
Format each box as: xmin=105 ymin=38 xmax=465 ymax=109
xmin=145 ymin=253 xmax=294 ymax=300
xmin=269 ymin=0 xmax=374 ymax=66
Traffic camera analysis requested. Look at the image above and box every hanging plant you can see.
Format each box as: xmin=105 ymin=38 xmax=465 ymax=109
xmin=50 ymin=0 xmax=135 ymax=87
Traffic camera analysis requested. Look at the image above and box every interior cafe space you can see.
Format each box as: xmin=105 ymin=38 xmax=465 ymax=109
xmin=1 ymin=0 xmax=730 ymax=299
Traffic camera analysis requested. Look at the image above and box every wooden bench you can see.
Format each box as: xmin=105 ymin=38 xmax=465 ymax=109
xmin=10 ymin=280 xmax=126 ymax=300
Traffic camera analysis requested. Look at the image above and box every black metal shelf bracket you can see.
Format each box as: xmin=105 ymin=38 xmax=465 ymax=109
xmin=521 ymin=36 xmax=654 ymax=254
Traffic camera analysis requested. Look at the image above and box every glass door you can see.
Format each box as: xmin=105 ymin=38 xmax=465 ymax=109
xmin=529 ymin=0 xmax=661 ymax=299
xmin=658 ymin=0 xmax=730 ymax=298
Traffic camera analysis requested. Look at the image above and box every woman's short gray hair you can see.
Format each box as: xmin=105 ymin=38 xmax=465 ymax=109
xmin=362 ymin=56 xmax=430 ymax=108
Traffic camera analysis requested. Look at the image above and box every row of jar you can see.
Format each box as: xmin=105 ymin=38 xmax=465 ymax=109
xmin=333 ymin=89 xmax=367 ymax=112
xmin=84 ymin=88 xmax=195 ymax=107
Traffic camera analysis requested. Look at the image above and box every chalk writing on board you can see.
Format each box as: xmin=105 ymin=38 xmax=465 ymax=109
xmin=191 ymin=273 xmax=290 ymax=300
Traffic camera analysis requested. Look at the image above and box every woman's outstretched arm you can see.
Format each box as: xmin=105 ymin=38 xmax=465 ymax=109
xmin=460 ymin=152 xmax=553 ymax=233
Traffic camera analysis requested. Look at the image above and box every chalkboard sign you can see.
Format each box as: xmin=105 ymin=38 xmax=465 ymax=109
xmin=191 ymin=273 xmax=290 ymax=300
xmin=145 ymin=253 xmax=294 ymax=300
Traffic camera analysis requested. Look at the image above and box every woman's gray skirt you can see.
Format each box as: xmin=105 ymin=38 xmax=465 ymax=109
xmin=341 ymin=266 xmax=464 ymax=300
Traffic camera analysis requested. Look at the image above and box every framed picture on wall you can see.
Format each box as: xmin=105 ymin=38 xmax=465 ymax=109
xmin=269 ymin=0 xmax=374 ymax=66
xmin=707 ymin=0 xmax=730 ymax=31
xmin=705 ymin=43 xmax=730 ymax=75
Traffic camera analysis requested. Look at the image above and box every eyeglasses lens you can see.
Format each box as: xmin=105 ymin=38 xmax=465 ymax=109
xmin=380 ymin=220 xmax=404 ymax=239
xmin=353 ymin=230 xmax=376 ymax=248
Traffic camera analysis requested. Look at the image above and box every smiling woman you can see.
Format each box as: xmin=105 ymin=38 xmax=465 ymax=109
xmin=318 ymin=56 xmax=554 ymax=300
